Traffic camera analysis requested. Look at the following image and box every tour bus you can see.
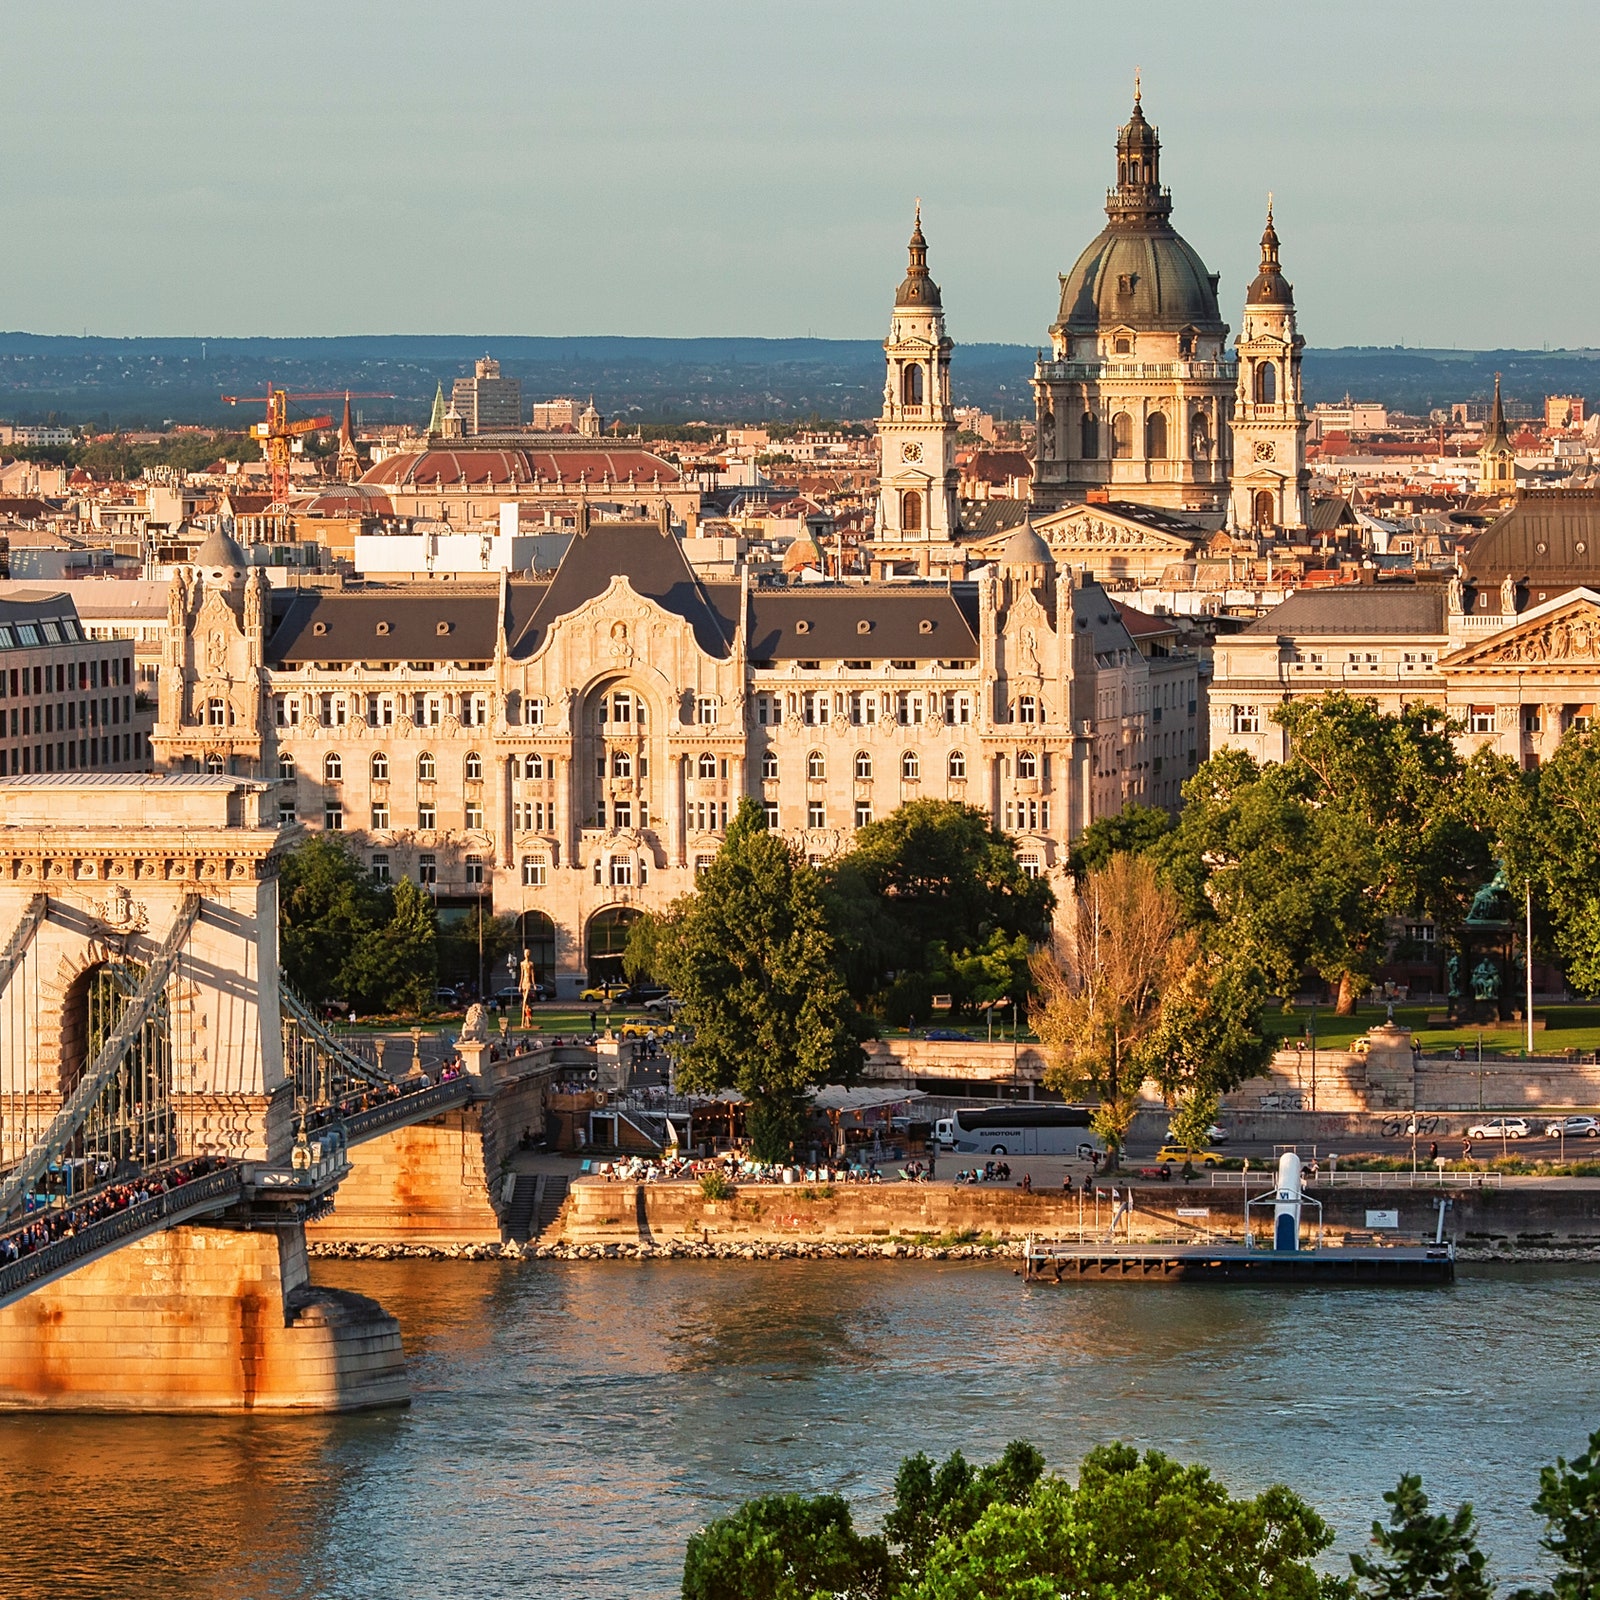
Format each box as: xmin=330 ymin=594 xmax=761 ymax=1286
xmin=933 ymin=1105 xmax=1103 ymax=1159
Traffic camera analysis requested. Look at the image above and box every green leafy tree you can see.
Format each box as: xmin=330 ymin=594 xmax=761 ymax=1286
xmin=1137 ymin=954 xmax=1275 ymax=1124
xmin=657 ymin=799 xmax=863 ymax=1160
xmin=342 ymin=877 xmax=438 ymax=1014
xmin=1350 ymin=1475 xmax=1492 ymax=1600
xmin=1516 ymin=732 xmax=1600 ymax=991
xmin=436 ymin=906 xmax=517 ymax=998
xmin=1070 ymin=801 xmax=1174 ymax=879
xmin=276 ymin=835 xmax=390 ymax=1003
xmin=907 ymin=1443 xmax=1342 ymax=1600
xmin=681 ymin=1493 xmax=889 ymax=1600
xmin=1513 ymin=1427 xmax=1600 ymax=1600
xmin=622 ymin=909 xmax=669 ymax=983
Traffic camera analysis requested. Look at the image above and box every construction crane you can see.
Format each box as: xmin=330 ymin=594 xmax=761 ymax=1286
xmin=221 ymin=386 xmax=396 ymax=507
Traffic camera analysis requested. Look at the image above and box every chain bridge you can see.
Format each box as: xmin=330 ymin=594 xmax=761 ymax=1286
xmin=0 ymin=774 xmax=568 ymax=1412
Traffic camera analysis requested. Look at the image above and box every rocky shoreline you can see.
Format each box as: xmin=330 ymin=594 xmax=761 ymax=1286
xmin=306 ymin=1239 xmax=1600 ymax=1264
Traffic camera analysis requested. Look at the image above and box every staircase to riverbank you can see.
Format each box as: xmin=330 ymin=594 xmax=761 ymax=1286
xmin=504 ymin=1174 xmax=572 ymax=1244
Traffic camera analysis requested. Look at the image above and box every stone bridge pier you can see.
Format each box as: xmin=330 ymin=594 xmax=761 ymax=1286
xmin=0 ymin=775 xmax=407 ymax=1411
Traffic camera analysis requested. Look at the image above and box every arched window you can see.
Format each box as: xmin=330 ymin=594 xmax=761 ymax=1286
xmin=1190 ymin=412 xmax=1212 ymax=461
xmin=948 ymin=749 xmax=967 ymax=780
xmin=1255 ymin=362 xmax=1277 ymax=404
xmin=371 ymin=752 xmax=388 ymax=781
xmin=418 ymin=752 xmax=435 ymax=782
xmin=696 ymin=753 xmax=717 ymax=779
xmin=901 ymin=750 xmax=920 ymax=781
xmin=204 ymin=753 xmax=225 ymax=776
xmin=612 ymin=750 xmax=632 ymax=778
xmin=1254 ymin=489 xmax=1276 ymax=529
xmin=1017 ymin=695 xmax=1037 ymax=724
xmin=1110 ymin=412 xmax=1133 ymax=459
xmin=761 ymin=750 xmax=778 ymax=780
xmin=1017 ymin=750 xmax=1037 ymax=779
xmin=526 ymin=753 xmax=545 ymax=780
xmin=277 ymin=753 xmax=296 ymax=781
xmin=1145 ymin=411 xmax=1168 ymax=460
xmin=323 ymin=753 xmax=342 ymax=782
xmin=1080 ymin=411 xmax=1099 ymax=459
xmin=901 ymin=490 xmax=922 ymax=533
xmin=854 ymin=751 xmax=873 ymax=780
xmin=807 ymin=750 xmax=826 ymax=780
xmin=464 ymin=751 xmax=483 ymax=780
xmin=902 ymin=364 xmax=924 ymax=406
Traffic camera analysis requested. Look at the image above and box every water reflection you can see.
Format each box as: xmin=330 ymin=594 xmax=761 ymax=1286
xmin=0 ymin=1260 xmax=1595 ymax=1599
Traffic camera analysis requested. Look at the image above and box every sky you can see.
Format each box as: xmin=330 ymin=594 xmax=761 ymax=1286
xmin=5 ymin=0 xmax=1596 ymax=348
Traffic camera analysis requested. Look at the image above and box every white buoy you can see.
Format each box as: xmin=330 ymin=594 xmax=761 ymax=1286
xmin=1272 ymin=1151 xmax=1303 ymax=1252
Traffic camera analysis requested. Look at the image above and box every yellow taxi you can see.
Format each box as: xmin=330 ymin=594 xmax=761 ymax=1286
xmin=1154 ymin=1145 xmax=1226 ymax=1167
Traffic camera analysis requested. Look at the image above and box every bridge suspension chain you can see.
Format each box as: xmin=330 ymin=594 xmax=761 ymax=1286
xmin=280 ymin=987 xmax=391 ymax=1123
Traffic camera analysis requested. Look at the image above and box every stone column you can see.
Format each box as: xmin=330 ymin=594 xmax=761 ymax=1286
xmin=665 ymin=752 xmax=684 ymax=868
xmin=496 ymin=755 xmax=514 ymax=868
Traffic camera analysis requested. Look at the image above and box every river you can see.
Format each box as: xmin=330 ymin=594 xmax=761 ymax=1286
xmin=0 ymin=1260 xmax=1595 ymax=1599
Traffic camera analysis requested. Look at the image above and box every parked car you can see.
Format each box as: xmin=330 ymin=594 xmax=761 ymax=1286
xmin=1164 ymin=1122 xmax=1227 ymax=1145
xmin=1155 ymin=1145 xmax=1226 ymax=1167
xmin=923 ymin=1027 xmax=974 ymax=1042
xmin=643 ymin=993 xmax=684 ymax=1016
xmin=580 ymin=980 xmax=629 ymax=1003
xmin=492 ymin=983 xmax=555 ymax=1006
xmin=1544 ymin=1115 xmax=1600 ymax=1139
xmin=433 ymin=986 xmax=461 ymax=1007
xmin=620 ymin=982 xmax=669 ymax=1006
xmin=1466 ymin=1117 xmax=1530 ymax=1140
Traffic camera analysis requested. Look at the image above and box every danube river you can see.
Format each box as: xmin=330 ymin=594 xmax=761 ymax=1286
xmin=1 ymin=1261 xmax=1596 ymax=1599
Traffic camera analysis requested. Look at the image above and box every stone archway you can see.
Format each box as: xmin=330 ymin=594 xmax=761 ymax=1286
xmin=586 ymin=906 xmax=640 ymax=984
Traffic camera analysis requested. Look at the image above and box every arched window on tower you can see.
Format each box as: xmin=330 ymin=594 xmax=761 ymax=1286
xmin=1080 ymin=411 xmax=1099 ymax=459
xmin=901 ymin=490 xmax=922 ymax=534
xmin=902 ymin=364 xmax=924 ymax=406
xmin=1255 ymin=362 xmax=1277 ymax=404
xmin=1145 ymin=411 xmax=1168 ymax=460
xmin=1111 ymin=412 xmax=1134 ymax=459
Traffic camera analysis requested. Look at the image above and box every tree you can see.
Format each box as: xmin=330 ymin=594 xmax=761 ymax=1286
xmin=1070 ymin=802 xmax=1174 ymax=879
xmin=1031 ymin=854 xmax=1194 ymax=1163
xmin=276 ymin=835 xmax=391 ymax=1004
xmin=1518 ymin=732 xmax=1600 ymax=991
xmin=1514 ymin=1427 xmax=1600 ymax=1600
xmin=342 ymin=877 xmax=437 ymax=1014
xmin=657 ymin=799 xmax=864 ymax=1160
xmin=1350 ymin=1474 xmax=1492 ymax=1600
xmin=825 ymin=799 xmax=1054 ymax=1018
xmin=621 ymin=909 xmax=669 ymax=984
xmin=436 ymin=905 xmax=516 ymax=999
xmin=681 ymin=1493 xmax=888 ymax=1600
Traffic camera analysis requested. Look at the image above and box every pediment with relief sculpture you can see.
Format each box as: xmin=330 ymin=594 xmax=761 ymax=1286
xmin=1442 ymin=590 xmax=1600 ymax=672
xmin=1027 ymin=504 xmax=1202 ymax=556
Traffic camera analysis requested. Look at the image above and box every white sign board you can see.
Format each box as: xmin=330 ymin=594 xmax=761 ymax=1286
xmin=1366 ymin=1209 xmax=1400 ymax=1230
xmin=1176 ymin=1207 xmax=1210 ymax=1219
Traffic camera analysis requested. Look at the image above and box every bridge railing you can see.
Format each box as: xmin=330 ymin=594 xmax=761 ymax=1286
xmin=0 ymin=1163 xmax=242 ymax=1305
xmin=339 ymin=1075 xmax=474 ymax=1144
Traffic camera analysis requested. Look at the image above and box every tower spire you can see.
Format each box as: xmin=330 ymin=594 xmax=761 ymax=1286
xmin=336 ymin=391 xmax=360 ymax=483
xmin=427 ymin=382 xmax=446 ymax=435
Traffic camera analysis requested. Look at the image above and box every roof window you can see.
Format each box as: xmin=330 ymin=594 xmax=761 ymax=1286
xmin=376 ymin=620 xmax=391 ymax=635
xmin=437 ymin=621 xmax=453 ymax=635
xmin=918 ymin=619 xmax=935 ymax=634
xmin=312 ymin=621 xmax=328 ymax=636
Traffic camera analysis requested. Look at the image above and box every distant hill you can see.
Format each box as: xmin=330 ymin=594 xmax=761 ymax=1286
xmin=0 ymin=333 xmax=1593 ymax=430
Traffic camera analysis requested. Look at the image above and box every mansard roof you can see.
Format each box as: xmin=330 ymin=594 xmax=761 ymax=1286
xmin=505 ymin=518 xmax=734 ymax=659
xmin=747 ymin=584 xmax=979 ymax=662
xmin=1461 ymin=490 xmax=1600 ymax=590
xmin=1237 ymin=585 xmax=1446 ymax=638
xmin=268 ymin=586 xmax=500 ymax=663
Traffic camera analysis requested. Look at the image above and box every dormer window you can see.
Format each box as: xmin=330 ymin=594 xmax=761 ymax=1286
xmin=1114 ymin=336 xmax=1132 ymax=355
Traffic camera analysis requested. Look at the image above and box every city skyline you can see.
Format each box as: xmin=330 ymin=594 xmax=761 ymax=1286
xmin=5 ymin=1 xmax=1597 ymax=348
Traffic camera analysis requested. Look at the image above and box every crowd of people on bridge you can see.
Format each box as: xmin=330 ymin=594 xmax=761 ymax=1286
xmin=303 ymin=1062 xmax=467 ymax=1135
xmin=586 ymin=1154 xmax=892 ymax=1186
xmin=0 ymin=1156 xmax=231 ymax=1269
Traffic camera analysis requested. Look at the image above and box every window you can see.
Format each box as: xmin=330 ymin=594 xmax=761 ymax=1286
xmin=697 ymin=752 xmax=717 ymax=779
xmin=323 ymin=753 xmax=342 ymax=783
xmin=320 ymin=695 xmax=347 ymax=728
xmin=1017 ymin=749 xmax=1037 ymax=779
xmin=948 ymin=750 xmax=967 ymax=780
xmin=273 ymin=695 xmax=300 ymax=728
xmin=371 ymin=853 xmax=390 ymax=883
xmin=695 ymin=696 xmax=717 ymax=725
xmin=761 ymin=750 xmax=778 ymax=780
xmin=1404 ymin=922 xmax=1437 ymax=947
xmin=1020 ymin=855 xmax=1042 ymax=880
xmin=418 ymin=802 xmax=436 ymax=830
xmin=465 ymin=751 xmax=483 ymax=780
xmin=1524 ymin=711 xmax=1542 ymax=733
xmin=465 ymin=801 xmax=484 ymax=830
xmin=612 ymin=750 xmax=632 ymax=778
xmin=278 ymin=798 xmax=297 ymax=825
xmin=465 ymin=855 xmax=484 ymax=886
xmin=204 ymin=753 xmax=225 ymax=776
xmin=849 ymin=691 xmax=877 ymax=726
xmin=896 ymin=692 xmax=923 ymax=726
xmin=802 ymin=691 xmax=829 ymax=727
xmin=944 ymin=692 xmax=971 ymax=725
xmin=807 ymin=750 xmax=826 ymax=780
xmin=525 ymin=697 xmax=546 ymax=727
xmin=807 ymin=801 xmax=826 ymax=829
xmin=1080 ymin=411 xmax=1099 ymax=459
xmin=612 ymin=801 xmax=632 ymax=828
xmin=1254 ymin=362 xmax=1277 ymax=404
xmin=418 ymin=752 xmax=436 ymax=781
xmin=1468 ymin=706 xmax=1495 ymax=735
xmin=1017 ymin=694 xmax=1037 ymax=724
xmin=525 ymin=752 xmax=545 ymax=779
xmin=1228 ymin=705 xmax=1261 ymax=735
xmin=367 ymin=694 xmax=395 ymax=727
xmin=755 ymin=694 xmax=779 ymax=726
xmin=371 ymin=801 xmax=390 ymax=830
xmin=901 ymin=490 xmax=922 ymax=533
xmin=763 ymin=802 xmax=780 ymax=829
xmin=854 ymin=801 xmax=872 ymax=829
xmin=854 ymin=751 xmax=873 ymax=780
xmin=371 ymin=752 xmax=388 ymax=781
xmin=1145 ymin=411 xmax=1168 ymax=459
xmin=1110 ymin=411 xmax=1133 ymax=459
xmin=416 ymin=695 xmax=441 ymax=727
xmin=418 ymin=854 xmax=436 ymax=886
xmin=695 ymin=854 xmax=715 ymax=876
xmin=277 ymin=753 xmax=296 ymax=781
xmin=522 ymin=856 xmax=546 ymax=887
xmin=462 ymin=694 xmax=488 ymax=727
xmin=207 ymin=697 xmax=226 ymax=727
xmin=609 ymin=855 xmax=634 ymax=887
xmin=902 ymin=362 xmax=924 ymax=406
xmin=324 ymin=803 xmax=343 ymax=831
xmin=901 ymin=751 xmax=920 ymax=781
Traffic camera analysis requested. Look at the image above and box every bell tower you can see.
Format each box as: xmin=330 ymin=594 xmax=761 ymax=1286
xmin=1229 ymin=199 xmax=1309 ymax=532
xmin=1478 ymin=373 xmax=1516 ymax=498
xmin=876 ymin=205 xmax=957 ymax=550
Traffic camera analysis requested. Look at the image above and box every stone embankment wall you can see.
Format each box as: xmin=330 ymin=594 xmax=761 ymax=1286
xmin=556 ymin=1177 xmax=1600 ymax=1259
xmin=0 ymin=1224 xmax=408 ymax=1411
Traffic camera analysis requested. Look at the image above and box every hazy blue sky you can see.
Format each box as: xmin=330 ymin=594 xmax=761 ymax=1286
xmin=5 ymin=1 xmax=1594 ymax=347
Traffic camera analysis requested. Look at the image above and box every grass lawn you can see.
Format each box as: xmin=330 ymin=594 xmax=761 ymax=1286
xmin=1262 ymin=1003 xmax=1600 ymax=1059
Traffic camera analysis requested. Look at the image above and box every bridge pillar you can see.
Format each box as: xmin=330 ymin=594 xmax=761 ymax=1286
xmin=0 ymin=1218 xmax=406 ymax=1411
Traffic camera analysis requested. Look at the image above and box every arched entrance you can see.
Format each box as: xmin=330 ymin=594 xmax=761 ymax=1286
xmin=517 ymin=910 xmax=557 ymax=982
xmin=586 ymin=907 xmax=640 ymax=985
xmin=59 ymin=959 xmax=174 ymax=1176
